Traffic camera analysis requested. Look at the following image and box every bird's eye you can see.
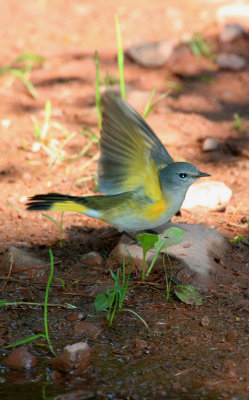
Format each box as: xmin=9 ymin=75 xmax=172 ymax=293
xmin=179 ymin=173 xmax=187 ymax=179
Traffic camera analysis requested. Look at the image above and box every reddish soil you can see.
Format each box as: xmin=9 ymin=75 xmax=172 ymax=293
xmin=0 ymin=1 xmax=248 ymax=399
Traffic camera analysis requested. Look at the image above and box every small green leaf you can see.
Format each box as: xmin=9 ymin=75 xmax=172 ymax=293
xmin=159 ymin=227 xmax=184 ymax=247
xmin=174 ymin=284 xmax=202 ymax=305
xmin=93 ymin=292 xmax=112 ymax=312
xmin=136 ymin=233 xmax=159 ymax=254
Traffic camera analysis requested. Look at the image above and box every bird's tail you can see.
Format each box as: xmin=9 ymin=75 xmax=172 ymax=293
xmin=26 ymin=193 xmax=88 ymax=213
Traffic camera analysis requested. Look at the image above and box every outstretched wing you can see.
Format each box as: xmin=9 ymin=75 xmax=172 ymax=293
xmin=98 ymin=92 xmax=173 ymax=199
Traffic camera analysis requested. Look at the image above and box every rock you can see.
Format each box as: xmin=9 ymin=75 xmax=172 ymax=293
xmin=66 ymin=312 xmax=85 ymax=322
xmin=109 ymin=222 xmax=232 ymax=292
xmin=182 ymin=181 xmax=232 ymax=211
xmin=219 ymin=23 xmax=245 ymax=43
xmin=216 ymin=4 xmax=249 ymax=28
xmin=167 ymin=44 xmax=216 ymax=76
xmin=56 ymin=390 xmax=95 ymax=399
xmin=225 ymin=331 xmax=238 ymax=343
xmin=49 ymin=342 xmax=91 ymax=373
xmin=202 ymin=137 xmax=219 ymax=152
xmin=200 ymin=315 xmax=210 ymax=327
xmin=74 ymin=321 xmax=102 ymax=338
xmin=0 ymin=247 xmax=49 ymax=280
xmin=126 ymin=40 xmax=174 ymax=68
xmin=216 ymin=53 xmax=246 ymax=70
xmin=3 ymin=347 xmax=37 ymax=370
xmin=80 ymin=251 xmax=105 ymax=267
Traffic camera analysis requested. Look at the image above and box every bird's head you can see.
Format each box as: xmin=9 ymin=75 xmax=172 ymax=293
xmin=160 ymin=162 xmax=210 ymax=194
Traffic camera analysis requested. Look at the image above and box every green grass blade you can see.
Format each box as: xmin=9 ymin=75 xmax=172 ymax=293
xmin=94 ymin=51 xmax=102 ymax=130
xmin=14 ymin=53 xmax=45 ymax=65
xmin=143 ymin=88 xmax=157 ymax=118
xmin=9 ymin=69 xmax=38 ymax=99
xmin=4 ymin=334 xmax=46 ymax=349
xmin=115 ymin=15 xmax=125 ymax=99
xmin=42 ymin=213 xmax=61 ymax=232
xmin=44 ymin=249 xmax=56 ymax=355
xmin=122 ymin=308 xmax=150 ymax=331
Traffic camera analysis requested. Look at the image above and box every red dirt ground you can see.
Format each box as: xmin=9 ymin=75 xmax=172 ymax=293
xmin=0 ymin=1 xmax=248 ymax=400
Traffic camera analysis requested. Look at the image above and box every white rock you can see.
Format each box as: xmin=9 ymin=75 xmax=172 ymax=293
xmin=216 ymin=53 xmax=246 ymax=70
xmin=182 ymin=181 xmax=232 ymax=211
xmin=202 ymin=137 xmax=219 ymax=152
xmin=217 ymin=4 xmax=249 ymax=27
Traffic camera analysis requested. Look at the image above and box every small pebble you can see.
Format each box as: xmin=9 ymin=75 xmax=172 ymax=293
xmin=1 ymin=119 xmax=11 ymax=128
xmin=202 ymin=137 xmax=219 ymax=152
xmin=19 ymin=196 xmax=27 ymax=203
xmin=66 ymin=312 xmax=85 ymax=322
xmin=219 ymin=23 xmax=244 ymax=42
xmin=216 ymin=53 xmax=246 ymax=70
xmin=200 ymin=315 xmax=210 ymax=327
xmin=74 ymin=321 xmax=102 ymax=338
xmin=3 ymin=346 xmax=37 ymax=370
xmin=225 ymin=331 xmax=238 ymax=342
xmin=80 ymin=251 xmax=105 ymax=267
xmin=126 ymin=40 xmax=173 ymax=68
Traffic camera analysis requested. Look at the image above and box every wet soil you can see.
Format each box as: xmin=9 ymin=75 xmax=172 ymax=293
xmin=0 ymin=1 xmax=249 ymax=399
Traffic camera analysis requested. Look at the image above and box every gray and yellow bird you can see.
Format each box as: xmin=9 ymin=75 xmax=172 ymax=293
xmin=27 ymin=92 xmax=210 ymax=231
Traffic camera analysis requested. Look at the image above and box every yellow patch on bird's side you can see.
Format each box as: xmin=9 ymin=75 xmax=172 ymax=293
xmin=141 ymin=198 xmax=168 ymax=222
xmin=50 ymin=201 xmax=87 ymax=213
xmin=123 ymin=145 xmax=162 ymax=201
xmin=143 ymin=160 xmax=162 ymax=200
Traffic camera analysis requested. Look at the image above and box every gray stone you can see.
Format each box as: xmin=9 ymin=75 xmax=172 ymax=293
xmin=202 ymin=137 xmax=219 ymax=152
xmin=219 ymin=23 xmax=245 ymax=43
xmin=109 ymin=223 xmax=232 ymax=292
xmin=49 ymin=342 xmax=91 ymax=373
xmin=216 ymin=53 xmax=246 ymax=70
xmin=0 ymin=247 xmax=48 ymax=280
xmin=126 ymin=40 xmax=174 ymax=68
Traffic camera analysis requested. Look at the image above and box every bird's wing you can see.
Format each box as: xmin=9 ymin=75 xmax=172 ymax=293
xmin=98 ymin=92 xmax=173 ymax=199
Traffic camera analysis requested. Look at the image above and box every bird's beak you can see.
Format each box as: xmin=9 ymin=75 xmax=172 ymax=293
xmin=198 ymin=171 xmax=211 ymax=178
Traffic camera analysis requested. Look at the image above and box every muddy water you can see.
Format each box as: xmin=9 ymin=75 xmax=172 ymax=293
xmin=1 ymin=247 xmax=248 ymax=400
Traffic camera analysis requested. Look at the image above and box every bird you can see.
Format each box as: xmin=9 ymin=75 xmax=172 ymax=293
xmin=27 ymin=92 xmax=210 ymax=232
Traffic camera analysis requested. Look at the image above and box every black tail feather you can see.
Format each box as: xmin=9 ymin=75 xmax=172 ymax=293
xmin=26 ymin=192 xmax=79 ymax=211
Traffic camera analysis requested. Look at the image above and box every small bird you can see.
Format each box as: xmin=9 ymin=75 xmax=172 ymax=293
xmin=27 ymin=92 xmax=210 ymax=232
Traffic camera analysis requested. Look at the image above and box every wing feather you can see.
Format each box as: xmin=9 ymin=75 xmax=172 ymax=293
xmin=98 ymin=92 xmax=173 ymax=199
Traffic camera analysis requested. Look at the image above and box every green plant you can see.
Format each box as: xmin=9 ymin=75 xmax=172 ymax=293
xmin=174 ymin=284 xmax=202 ymax=305
xmin=3 ymin=249 xmax=68 ymax=353
xmin=165 ymin=76 xmax=183 ymax=92
xmin=137 ymin=228 xmax=202 ymax=305
xmin=233 ymin=113 xmax=245 ymax=133
xmin=93 ymin=248 xmax=149 ymax=329
xmin=115 ymin=15 xmax=126 ymax=100
xmin=31 ymin=101 xmax=98 ymax=167
xmin=137 ymin=227 xmax=184 ymax=279
xmin=143 ymin=89 xmax=170 ymax=119
xmin=94 ymin=51 xmax=102 ymax=130
xmin=187 ymin=33 xmax=214 ymax=60
xmin=136 ymin=232 xmax=159 ymax=281
xmin=198 ymin=74 xmax=215 ymax=83
xmin=42 ymin=213 xmax=64 ymax=248
xmin=0 ymin=52 xmax=44 ymax=98
xmin=230 ymin=235 xmax=249 ymax=244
